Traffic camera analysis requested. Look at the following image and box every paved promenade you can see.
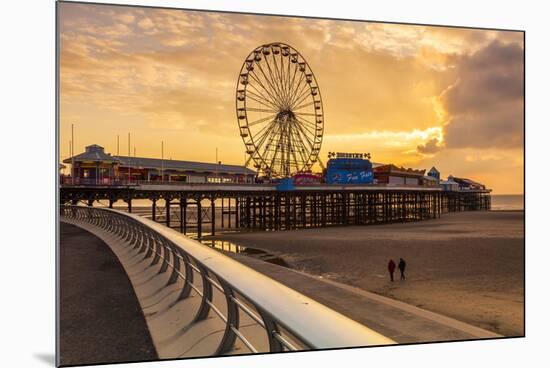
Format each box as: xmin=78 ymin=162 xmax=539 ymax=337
xmin=225 ymin=252 xmax=502 ymax=344
xmin=59 ymin=223 xmax=158 ymax=366
xmin=59 ymin=221 xmax=500 ymax=366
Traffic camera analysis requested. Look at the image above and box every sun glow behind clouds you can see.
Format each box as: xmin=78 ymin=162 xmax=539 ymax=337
xmin=326 ymin=127 xmax=443 ymax=148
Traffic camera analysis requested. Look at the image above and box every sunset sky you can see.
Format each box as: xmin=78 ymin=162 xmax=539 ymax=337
xmin=58 ymin=2 xmax=524 ymax=194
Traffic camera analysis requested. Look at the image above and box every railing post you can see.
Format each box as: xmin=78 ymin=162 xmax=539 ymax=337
xmin=192 ymin=263 xmax=212 ymax=322
xmin=215 ymin=279 xmax=240 ymax=355
xmin=258 ymin=309 xmax=284 ymax=352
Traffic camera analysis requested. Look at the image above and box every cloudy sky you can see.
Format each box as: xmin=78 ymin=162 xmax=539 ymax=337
xmin=58 ymin=2 xmax=524 ymax=194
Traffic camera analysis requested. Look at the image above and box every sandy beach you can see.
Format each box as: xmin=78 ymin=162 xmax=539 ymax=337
xmin=212 ymin=211 xmax=524 ymax=336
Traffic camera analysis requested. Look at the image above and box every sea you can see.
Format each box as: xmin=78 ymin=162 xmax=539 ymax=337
xmin=490 ymin=194 xmax=524 ymax=211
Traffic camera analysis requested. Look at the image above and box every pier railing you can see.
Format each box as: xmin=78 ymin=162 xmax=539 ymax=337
xmin=60 ymin=205 xmax=393 ymax=356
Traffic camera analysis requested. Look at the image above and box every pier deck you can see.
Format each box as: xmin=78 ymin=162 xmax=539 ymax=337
xmin=60 ymin=183 xmax=490 ymax=238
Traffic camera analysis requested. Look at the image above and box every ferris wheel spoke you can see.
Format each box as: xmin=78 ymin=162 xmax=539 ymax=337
xmin=264 ymin=124 xmax=283 ymax=171
xmin=285 ymin=53 xmax=293 ymax=105
xmin=249 ymin=71 xmax=284 ymax=109
xmin=292 ymin=121 xmax=315 ymax=158
xmin=287 ymin=59 xmax=299 ymax=104
xmin=264 ymin=54 xmax=286 ymax=108
xmin=254 ymin=119 xmax=278 ymax=147
xmin=295 ymin=113 xmax=317 ymax=128
xmin=294 ymin=112 xmax=317 ymax=116
xmin=290 ymin=83 xmax=311 ymax=109
xmin=293 ymin=101 xmax=315 ymax=110
xmin=280 ymin=52 xmax=290 ymax=106
xmin=247 ymin=79 xmax=280 ymax=110
xmin=252 ymin=120 xmax=280 ymax=169
xmin=254 ymin=61 xmax=285 ymax=108
xmin=288 ymin=72 xmax=307 ymax=107
xmin=289 ymin=125 xmax=308 ymax=167
xmin=247 ymin=107 xmax=278 ymax=113
xmin=249 ymin=69 xmax=282 ymax=108
xmin=249 ymin=113 xmax=278 ymax=127
xmin=246 ymin=87 xmax=280 ymax=111
xmin=270 ymin=52 xmax=286 ymax=104
xmin=294 ymin=115 xmax=317 ymax=137
xmin=247 ymin=90 xmax=279 ymax=111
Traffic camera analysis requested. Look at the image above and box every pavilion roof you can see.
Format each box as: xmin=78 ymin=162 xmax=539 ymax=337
xmin=114 ymin=155 xmax=256 ymax=175
xmin=62 ymin=144 xmax=119 ymax=164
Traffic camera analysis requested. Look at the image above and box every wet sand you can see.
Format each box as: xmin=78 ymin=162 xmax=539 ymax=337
xmin=212 ymin=211 xmax=524 ymax=336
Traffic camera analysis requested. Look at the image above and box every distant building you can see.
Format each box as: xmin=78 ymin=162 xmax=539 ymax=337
xmin=427 ymin=166 xmax=440 ymax=181
xmin=448 ymin=176 xmax=486 ymax=191
xmin=440 ymin=178 xmax=459 ymax=191
xmin=325 ymin=155 xmax=374 ymax=185
xmin=62 ymin=144 xmax=120 ymax=185
xmin=373 ymin=165 xmax=425 ymax=186
xmin=421 ymin=175 xmax=439 ymax=187
xmin=63 ymin=144 xmax=256 ymax=185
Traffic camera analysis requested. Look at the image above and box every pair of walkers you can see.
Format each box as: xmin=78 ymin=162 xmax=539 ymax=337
xmin=387 ymin=258 xmax=406 ymax=282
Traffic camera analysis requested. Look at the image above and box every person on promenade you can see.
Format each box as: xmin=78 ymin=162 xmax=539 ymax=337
xmin=387 ymin=259 xmax=396 ymax=282
xmin=398 ymin=258 xmax=407 ymax=280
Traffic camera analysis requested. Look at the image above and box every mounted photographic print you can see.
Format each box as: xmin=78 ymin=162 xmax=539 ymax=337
xmin=56 ymin=1 xmax=525 ymax=366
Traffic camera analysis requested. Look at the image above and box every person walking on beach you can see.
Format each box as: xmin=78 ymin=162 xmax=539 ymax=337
xmin=398 ymin=258 xmax=407 ymax=280
xmin=387 ymin=259 xmax=396 ymax=282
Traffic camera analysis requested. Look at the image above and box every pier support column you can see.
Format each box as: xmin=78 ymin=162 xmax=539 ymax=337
xmin=127 ymin=198 xmax=132 ymax=213
xmin=235 ymin=198 xmax=239 ymax=229
xmin=211 ymin=196 xmax=216 ymax=236
xmin=165 ymin=199 xmax=171 ymax=227
xmin=321 ymin=194 xmax=327 ymax=227
xmin=227 ymin=198 xmax=231 ymax=229
xmin=152 ymin=199 xmax=157 ymax=222
xmin=179 ymin=198 xmax=185 ymax=233
xmin=108 ymin=199 xmax=114 ymax=209
xmin=246 ymin=197 xmax=251 ymax=229
xmin=221 ymin=197 xmax=224 ymax=229
xmin=182 ymin=198 xmax=187 ymax=234
xmin=197 ymin=200 xmax=202 ymax=238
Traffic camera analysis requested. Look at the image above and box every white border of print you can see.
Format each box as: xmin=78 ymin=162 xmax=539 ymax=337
xmin=1 ymin=1 xmax=545 ymax=367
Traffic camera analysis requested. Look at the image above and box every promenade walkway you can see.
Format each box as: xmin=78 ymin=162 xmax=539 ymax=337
xmin=224 ymin=252 xmax=502 ymax=344
xmin=59 ymin=219 xmax=500 ymax=366
xmin=59 ymin=223 xmax=158 ymax=366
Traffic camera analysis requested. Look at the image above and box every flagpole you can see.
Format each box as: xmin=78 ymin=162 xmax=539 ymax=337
xmin=128 ymin=132 xmax=131 ymax=184
xmin=161 ymin=141 xmax=164 ymax=182
xmin=71 ymin=124 xmax=75 ymax=185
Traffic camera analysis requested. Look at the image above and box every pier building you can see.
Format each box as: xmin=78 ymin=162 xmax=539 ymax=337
xmin=373 ymin=165 xmax=426 ymax=186
xmin=63 ymin=144 xmax=256 ymax=185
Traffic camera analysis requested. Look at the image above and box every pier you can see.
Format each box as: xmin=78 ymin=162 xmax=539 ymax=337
xmin=60 ymin=183 xmax=491 ymax=238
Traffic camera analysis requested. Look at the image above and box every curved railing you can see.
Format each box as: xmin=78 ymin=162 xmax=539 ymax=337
xmin=60 ymin=205 xmax=393 ymax=356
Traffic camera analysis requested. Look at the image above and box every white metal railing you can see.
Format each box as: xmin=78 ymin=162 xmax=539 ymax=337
xmin=60 ymin=205 xmax=394 ymax=355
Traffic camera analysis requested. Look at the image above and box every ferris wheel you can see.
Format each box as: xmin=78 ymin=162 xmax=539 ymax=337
xmin=236 ymin=42 xmax=324 ymax=178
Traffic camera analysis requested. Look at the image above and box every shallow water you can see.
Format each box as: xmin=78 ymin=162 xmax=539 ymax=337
xmin=491 ymin=194 xmax=523 ymax=211
xmin=199 ymin=239 xmax=290 ymax=268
